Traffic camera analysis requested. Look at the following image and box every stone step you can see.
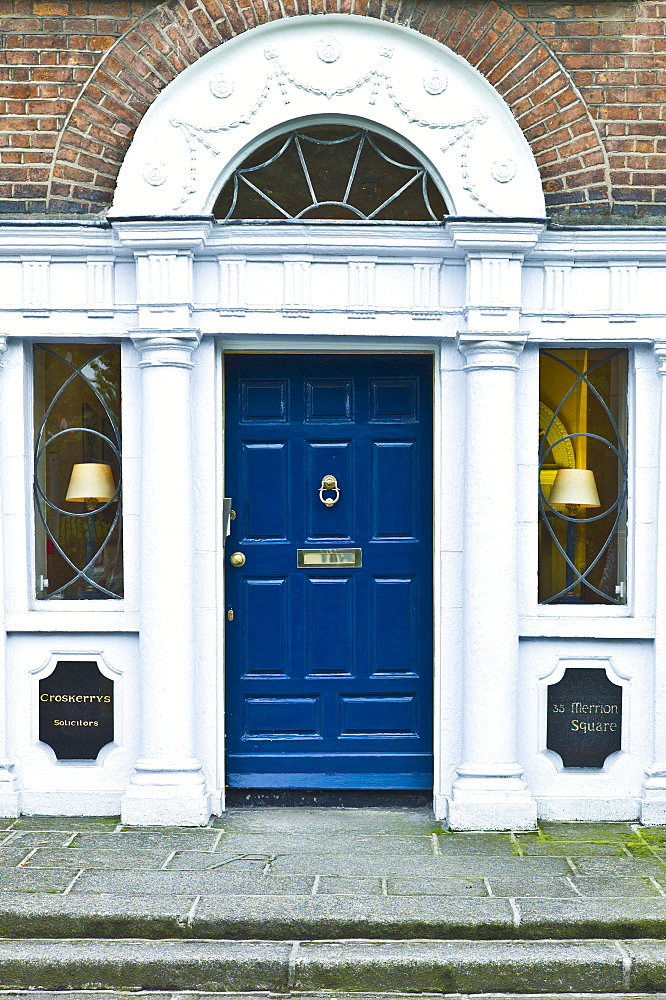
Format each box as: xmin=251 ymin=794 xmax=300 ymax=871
xmin=1 ymin=939 xmax=666 ymax=993
xmin=1 ymin=894 xmax=666 ymax=941
xmin=3 ymin=996 xmax=666 ymax=1000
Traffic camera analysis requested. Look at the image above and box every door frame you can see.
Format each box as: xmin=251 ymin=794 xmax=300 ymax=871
xmin=216 ymin=336 xmax=452 ymax=809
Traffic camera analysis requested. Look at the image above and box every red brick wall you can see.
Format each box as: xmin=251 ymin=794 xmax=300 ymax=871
xmin=0 ymin=0 xmax=663 ymax=222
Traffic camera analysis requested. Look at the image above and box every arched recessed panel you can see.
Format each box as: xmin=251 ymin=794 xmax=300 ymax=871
xmin=111 ymin=15 xmax=545 ymax=218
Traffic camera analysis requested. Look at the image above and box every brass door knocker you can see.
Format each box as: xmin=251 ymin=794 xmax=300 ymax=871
xmin=319 ymin=475 xmax=340 ymax=507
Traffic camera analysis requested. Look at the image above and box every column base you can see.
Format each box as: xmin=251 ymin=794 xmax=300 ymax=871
xmin=121 ymin=790 xmax=211 ymax=826
xmin=445 ymin=763 xmax=537 ymax=831
xmin=121 ymin=756 xmax=212 ymax=827
xmin=640 ymin=766 xmax=666 ymax=826
xmin=0 ymin=793 xmax=20 ymax=819
xmin=0 ymin=762 xmax=20 ymax=818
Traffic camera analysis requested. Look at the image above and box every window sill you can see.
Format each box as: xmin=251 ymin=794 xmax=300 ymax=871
xmin=520 ymin=614 xmax=655 ymax=640
xmin=6 ymin=610 xmax=139 ymax=633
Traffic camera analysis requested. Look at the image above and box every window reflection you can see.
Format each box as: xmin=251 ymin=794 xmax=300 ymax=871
xmin=34 ymin=345 xmax=122 ymax=600
xmin=538 ymin=349 xmax=628 ymax=605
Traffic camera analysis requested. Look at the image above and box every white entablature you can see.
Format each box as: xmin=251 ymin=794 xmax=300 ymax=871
xmin=111 ymin=15 xmax=546 ymax=219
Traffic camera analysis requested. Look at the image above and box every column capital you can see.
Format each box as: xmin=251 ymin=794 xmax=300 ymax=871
xmin=445 ymin=218 xmax=545 ymax=256
xmin=654 ymin=342 xmax=666 ymax=374
xmin=457 ymin=333 xmax=526 ymax=371
xmin=131 ymin=329 xmax=202 ymax=369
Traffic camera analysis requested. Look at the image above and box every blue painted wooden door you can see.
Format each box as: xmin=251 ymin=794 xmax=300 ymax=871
xmin=224 ymin=354 xmax=433 ymax=789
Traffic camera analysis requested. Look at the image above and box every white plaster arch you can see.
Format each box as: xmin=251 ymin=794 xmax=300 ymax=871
xmin=111 ymin=15 xmax=545 ymax=218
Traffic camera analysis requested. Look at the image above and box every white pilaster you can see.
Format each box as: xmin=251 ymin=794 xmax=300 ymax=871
xmin=121 ymin=330 xmax=210 ymax=826
xmin=641 ymin=343 xmax=666 ymax=824
xmin=609 ymin=264 xmax=638 ymax=322
xmin=283 ymin=258 xmax=311 ymax=316
xmin=0 ymin=336 xmax=20 ymax=816
xmin=22 ymin=258 xmax=50 ymax=315
xmin=348 ymin=259 xmax=376 ymax=316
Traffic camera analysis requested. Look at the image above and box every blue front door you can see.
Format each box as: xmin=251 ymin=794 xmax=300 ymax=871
xmin=224 ymin=354 xmax=433 ymax=789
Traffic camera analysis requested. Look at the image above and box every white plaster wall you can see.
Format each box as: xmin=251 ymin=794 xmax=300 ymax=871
xmin=191 ymin=336 xmax=224 ymax=811
xmin=433 ymin=340 xmax=465 ymax=819
xmin=518 ymin=638 xmax=654 ymax=821
xmin=5 ymin=633 xmax=139 ymax=815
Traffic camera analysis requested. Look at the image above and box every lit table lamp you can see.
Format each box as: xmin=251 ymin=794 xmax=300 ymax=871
xmin=66 ymin=463 xmax=116 ymax=596
xmin=548 ymin=468 xmax=600 ymax=601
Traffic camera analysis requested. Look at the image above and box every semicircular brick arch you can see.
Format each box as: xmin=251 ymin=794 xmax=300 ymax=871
xmin=47 ymin=0 xmax=609 ymax=216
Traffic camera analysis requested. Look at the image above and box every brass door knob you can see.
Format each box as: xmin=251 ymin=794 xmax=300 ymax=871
xmin=230 ymin=551 xmax=246 ymax=567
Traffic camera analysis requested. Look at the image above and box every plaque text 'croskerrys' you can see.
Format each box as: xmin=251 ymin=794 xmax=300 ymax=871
xmin=547 ymin=667 xmax=622 ymax=769
xmin=39 ymin=660 xmax=114 ymax=761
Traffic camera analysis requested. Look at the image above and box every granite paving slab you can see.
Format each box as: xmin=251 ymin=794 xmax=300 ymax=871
xmin=434 ymin=835 xmax=520 ymax=856
xmin=316 ymin=877 xmax=384 ymax=895
xmin=482 ymin=876 xmax=578 ymax=898
xmin=570 ymin=858 xmax=666 ymax=876
xmin=0 ymin=849 xmax=41 ymax=867
xmin=165 ymin=852 xmax=277 ymax=872
xmin=531 ymin=823 xmax=639 ymax=841
xmin=517 ymin=842 xmax=633 ymax=857
xmin=1 ymin=833 xmax=79 ymax=849
xmin=384 ymin=877 xmax=487 ymax=896
xmin=0 ymin=869 xmax=81 ymax=893
xmin=70 ymin=872 xmax=316 ymax=895
xmin=7 ymin=818 xmax=120 ymax=831
xmin=570 ymin=877 xmax=665 ymax=897
xmin=22 ymin=848 xmax=179 ymax=869
xmin=72 ymin=832 xmax=223 ymax=851
xmin=213 ymin=834 xmax=437 ymax=855
xmin=214 ymin=808 xmax=440 ymax=834
xmin=267 ymin=854 xmax=574 ymax=876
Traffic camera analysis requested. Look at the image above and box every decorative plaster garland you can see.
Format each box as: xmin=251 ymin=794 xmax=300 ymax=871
xmin=168 ymin=39 xmax=492 ymax=212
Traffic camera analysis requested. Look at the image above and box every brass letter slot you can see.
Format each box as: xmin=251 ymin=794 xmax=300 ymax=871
xmin=297 ymin=548 xmax=362 ymax=568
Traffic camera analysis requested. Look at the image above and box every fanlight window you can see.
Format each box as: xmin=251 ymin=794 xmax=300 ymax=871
xmin=34 ymin=344 xmax=122 ymax=601
xmin=214 ymin=125 xmax=448 ymax=222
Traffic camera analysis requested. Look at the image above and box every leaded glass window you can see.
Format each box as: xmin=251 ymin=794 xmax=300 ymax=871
xmin=214 ymin=125 xmax=448 ymax=221
xmin=34 ymin=345 xmax=122 ymax=600
xmin=538 ymin=349 xmax=628 ymax=606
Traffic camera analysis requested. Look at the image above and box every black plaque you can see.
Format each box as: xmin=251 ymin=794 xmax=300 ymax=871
xmin=39 ymin=660 xmax=114 ymax=761
xmin=547 ymin=667 xmax=622 ymax=768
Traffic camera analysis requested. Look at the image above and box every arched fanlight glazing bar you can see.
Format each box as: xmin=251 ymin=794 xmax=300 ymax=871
xmin=538 ymin=349 xmax=628 ymax=606
xmin=214 ymin=125 xmax=448 ymax=222
xmin=33 ymin=345 xmax=123 ymax=600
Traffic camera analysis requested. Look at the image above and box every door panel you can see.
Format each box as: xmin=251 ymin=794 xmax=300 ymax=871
xmin=225 ymin=353 xmax=433 ymax=789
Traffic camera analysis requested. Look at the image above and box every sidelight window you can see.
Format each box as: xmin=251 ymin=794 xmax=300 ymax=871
xmin=33 ymin=344 xmax=122 ymax=601
xmin=538 ymin=349 xmax=628 ymax=606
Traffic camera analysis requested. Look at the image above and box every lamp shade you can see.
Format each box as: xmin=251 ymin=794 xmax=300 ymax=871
xmin=65 ymin=463 xmax=116 ymax=503
xmin=549 ymin=468 xmax=600 ymax=508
